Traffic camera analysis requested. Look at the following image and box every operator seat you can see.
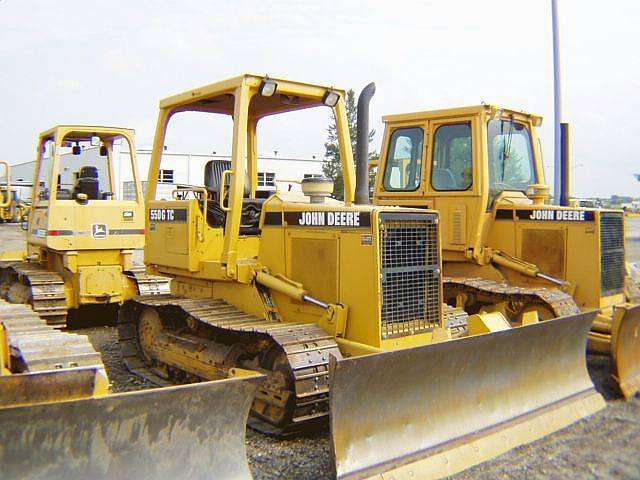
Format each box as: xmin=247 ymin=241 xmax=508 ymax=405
xmin=73 ymin=166 xmax=100 ymax=200
xmin=203 ymin=160 xmax=264 ymax=233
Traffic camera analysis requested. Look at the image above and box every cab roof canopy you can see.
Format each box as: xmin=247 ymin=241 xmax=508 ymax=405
xmin=39 ymin=125 xmax=135 ymax=143
xmin=160 ymin=74 xmax=346 ymax=119
xmin=382 ymin=104 xmax=543 ymax=126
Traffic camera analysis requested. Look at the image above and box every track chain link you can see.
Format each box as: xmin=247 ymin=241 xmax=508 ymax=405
xmin=0 ymin=262 xmax=68 ymax=327
xmin=444 ymin=276 xmax=581 ymax=318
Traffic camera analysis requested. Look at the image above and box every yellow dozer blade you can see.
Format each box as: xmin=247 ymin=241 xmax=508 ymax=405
xmin=610 ymin=303 xmax=640 ymax=398
xmin=0 ymin=371 xmax=263 ymax=480
xmin=329 ymin=312 xmax=605 ymax=480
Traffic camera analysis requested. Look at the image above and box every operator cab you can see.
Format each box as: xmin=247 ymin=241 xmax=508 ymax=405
xmin=374 ymin=105 xmax=545 ymax=253
xmin=375 ymin=105 xmax=544 ymax=209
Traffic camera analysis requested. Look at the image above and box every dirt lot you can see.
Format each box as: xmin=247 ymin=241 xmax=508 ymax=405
xmin=2 ymin=221 xmax=640 ymax=479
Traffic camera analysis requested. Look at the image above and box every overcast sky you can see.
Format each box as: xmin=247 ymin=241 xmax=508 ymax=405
xmin=1 ymin=0 xmax=638 ymax=197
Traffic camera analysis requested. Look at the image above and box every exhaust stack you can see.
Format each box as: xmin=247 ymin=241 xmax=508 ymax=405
xmin=355 ymin=82 xmax=376 ymax=205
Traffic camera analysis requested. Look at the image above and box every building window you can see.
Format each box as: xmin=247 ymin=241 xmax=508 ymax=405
xmin=258 ymin=172 xmax=276 ymax=187
xmin=303 ymin=173 xmax=324 ymax=179
xmin=122 ymin=181 xmax=136 ymax=200
xmin=158 ymin=169 xmax=174 ymax=184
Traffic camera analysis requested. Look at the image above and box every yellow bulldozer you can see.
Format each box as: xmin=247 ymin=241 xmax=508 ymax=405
xmin=116 ymin=74 xmax=605 ymax=478
xmin=367 ymin=97 xmax=640 ymax=399
xmin=0 ymin=127 xmax=263 ymax=479
xmin=0 ymin=126 xmax=170 ymax=326
xmin=0 ymin=161 xmax=28 ymax=223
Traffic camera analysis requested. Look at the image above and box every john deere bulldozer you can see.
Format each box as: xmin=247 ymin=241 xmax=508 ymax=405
xmin=0 ymin=126 xmax=170 ymax=326
xmin=370 ymin=100 xmax=640 ymax=399
xmin=0 ymin=127 xmax=262 ymax=479
xmin=118 ymin=74 xmax=605 ymax=479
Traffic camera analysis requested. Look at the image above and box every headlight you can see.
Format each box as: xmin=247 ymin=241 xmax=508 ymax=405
xmin=322 ymin=90 xmax=340 ymax=107
xmin=259 ymin=79 xmax=278 ymax=97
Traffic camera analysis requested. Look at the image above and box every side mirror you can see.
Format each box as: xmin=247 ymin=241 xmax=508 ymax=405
xmin=72 ymin=145 xmax=82 ymax=155
xmin=99 ymin=146 xmax=108 ymax=157
xmin=76 ymin=193 xmax=88 ymax=205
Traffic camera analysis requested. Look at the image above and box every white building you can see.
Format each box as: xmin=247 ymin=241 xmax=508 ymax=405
xmin=9 ymin=145 xmax=324 ymax=201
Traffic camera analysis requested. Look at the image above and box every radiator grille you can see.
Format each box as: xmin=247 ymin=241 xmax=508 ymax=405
xmin=379 ymin=213 xmax=441 ymax=339
xmin=600 ymin=212 xmax=625 ymax=296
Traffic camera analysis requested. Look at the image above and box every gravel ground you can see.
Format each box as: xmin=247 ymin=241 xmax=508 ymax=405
xmin=3 ymin=220 xmax=640 ymax=479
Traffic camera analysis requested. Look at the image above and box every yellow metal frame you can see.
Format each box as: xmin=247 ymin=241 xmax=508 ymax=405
xmin=146 ymin=74 xmax=357 ymax=279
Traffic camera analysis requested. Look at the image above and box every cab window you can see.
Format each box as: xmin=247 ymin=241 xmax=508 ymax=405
xmin=431 ymin=123 xmax=472 ymax=191
xmin=35 ymin=140 xmax=54 ymax=201
xmin=487 ymin=119 xmax=535 ymax=197
xmin=382 ymin=127 xmax=423 ymax=191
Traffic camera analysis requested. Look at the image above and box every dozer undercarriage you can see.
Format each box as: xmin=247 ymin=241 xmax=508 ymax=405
xmin=0 ymin=261 xmax=170 ymax=328
xmin=120 ymin=294 xmax=339 ymax=435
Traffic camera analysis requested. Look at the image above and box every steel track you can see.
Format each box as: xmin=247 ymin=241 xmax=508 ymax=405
xmin=119 ymin=294 xmax=341 ymax=435
xmin=444 ymin=276 xmax=581 ymax=318
xmin=0 ymin=298 xmax=104 ymax=373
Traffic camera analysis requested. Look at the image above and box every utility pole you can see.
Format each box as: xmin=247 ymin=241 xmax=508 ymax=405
xmin=552 ymin=0 xmax=562 ymax=204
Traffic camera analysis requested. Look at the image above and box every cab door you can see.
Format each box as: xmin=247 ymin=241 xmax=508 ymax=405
xmin=374 ymin=121 xmax=428 ymax=206
xmin=424 ymin=117 xmax=483 ymax=255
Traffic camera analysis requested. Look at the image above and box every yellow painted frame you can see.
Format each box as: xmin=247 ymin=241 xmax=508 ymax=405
xmin=146 ymin=74 xmax=357 ymax=278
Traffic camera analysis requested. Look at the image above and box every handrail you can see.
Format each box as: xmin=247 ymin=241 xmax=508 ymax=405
xmin=219 ymin=170 xmax=232 ymax=212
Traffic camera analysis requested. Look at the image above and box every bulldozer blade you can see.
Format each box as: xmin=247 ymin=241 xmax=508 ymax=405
xmin=0 ymin=366 xmax=108 ymax=408
xmin=329 ymin=312 xmax=605 ymax=480
xmin=611 ymin=303 xmax=640 ymax=398
xmin=0 ymin=373 xmax=264 ymax=480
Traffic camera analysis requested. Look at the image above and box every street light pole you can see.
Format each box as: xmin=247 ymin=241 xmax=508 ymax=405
xmin=552 ymin=0 xmax=562 ymax=204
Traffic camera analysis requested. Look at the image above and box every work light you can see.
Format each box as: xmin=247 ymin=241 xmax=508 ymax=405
xmin=260 ymin=79 xmax=278 ymax=97
xmin=322 ymin=90 xmax=340 ymax=107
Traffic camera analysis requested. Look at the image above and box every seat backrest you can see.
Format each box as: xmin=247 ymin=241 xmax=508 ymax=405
xmin=72 ymin=165 xmax=101 ymax=199
xmin=75 ymin=178 xmax=100 ymax=199
xmin=204 ymin=160 xmax=250 ymax=200
xmin=79 ymin=166 xmax=99 ymax=179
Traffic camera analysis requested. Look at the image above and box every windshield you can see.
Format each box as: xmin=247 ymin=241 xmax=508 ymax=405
xmin=487 ymin=118 xmax=535 ymax=204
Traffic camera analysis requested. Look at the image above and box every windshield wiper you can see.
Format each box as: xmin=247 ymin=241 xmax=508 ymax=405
xmin=501 ymin=117 xmax=514 ymax=180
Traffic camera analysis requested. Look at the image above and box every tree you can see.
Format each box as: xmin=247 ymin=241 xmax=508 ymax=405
xmin=322 ymin=89 xmax=377 ymax=200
